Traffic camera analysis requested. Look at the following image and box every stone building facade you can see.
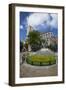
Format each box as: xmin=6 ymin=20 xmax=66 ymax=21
xmin=27 ymin=25 xmax=58 ymax=50
xmin=40 ymin=32 xmax=57 ymax=46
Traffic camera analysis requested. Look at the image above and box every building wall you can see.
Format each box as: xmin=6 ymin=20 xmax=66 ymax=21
xmin=40 ymin=32 xmax=57 ymax=46
xmin=27 ymin=26 xmax=57 ymax=47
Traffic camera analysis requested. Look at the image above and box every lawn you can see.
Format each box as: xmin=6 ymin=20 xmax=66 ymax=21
xmin=26 ymin=54 xmax=56 ymax=66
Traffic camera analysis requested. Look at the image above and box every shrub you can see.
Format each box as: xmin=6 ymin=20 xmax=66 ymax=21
xmin=26 ymin=55 xmax=56 ymax=66
xmin=48 ymin=43 xmax=58 ymax=52
xmin=31 ymin=43 xmax=42 ymax=52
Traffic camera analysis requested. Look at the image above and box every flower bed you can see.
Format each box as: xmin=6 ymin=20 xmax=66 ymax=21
xmin=26 ymin=55 xmax=56 ymax=66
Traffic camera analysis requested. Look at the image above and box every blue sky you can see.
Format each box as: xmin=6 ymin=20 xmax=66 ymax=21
xmin=20 ymin=12 xmax=58 ymax=41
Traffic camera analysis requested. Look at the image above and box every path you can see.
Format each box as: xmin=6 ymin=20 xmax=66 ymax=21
xmin=20 ymin=62 xmax=57 ymax=77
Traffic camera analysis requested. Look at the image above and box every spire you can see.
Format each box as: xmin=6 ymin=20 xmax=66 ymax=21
xmin=27 ymin=25 xmax=33 ymax=36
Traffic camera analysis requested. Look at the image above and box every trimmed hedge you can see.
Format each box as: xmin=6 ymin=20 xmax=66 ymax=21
xmin=26 ymin=55 xmax=56 ymax=66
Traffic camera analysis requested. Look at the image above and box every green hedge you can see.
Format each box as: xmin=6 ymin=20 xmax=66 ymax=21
xmin=26 ymin=55 xmax=56 ymax=66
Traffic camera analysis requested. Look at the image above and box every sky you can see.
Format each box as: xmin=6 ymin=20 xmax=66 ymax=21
xmin=20 ymin=12 xmax=58 ymax=41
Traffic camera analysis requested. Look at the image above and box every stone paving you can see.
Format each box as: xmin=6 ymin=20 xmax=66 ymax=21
xmin=20 ymin=63 xmax=57 ymax=77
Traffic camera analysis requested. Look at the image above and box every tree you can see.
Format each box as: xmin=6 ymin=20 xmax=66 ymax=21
xmin=28 ymin=31 xmax=42 ymax=51
xmin=48 ymin=43 xmax=58 ymax=52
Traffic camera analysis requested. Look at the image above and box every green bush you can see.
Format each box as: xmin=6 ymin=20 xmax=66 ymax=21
xmin=26 ymin=55 xmax=56 ymax=66
xmin=48 ymin=43 xmax=58 ymax=52
xmin=28 ymin=31 xmax=42 ymax=51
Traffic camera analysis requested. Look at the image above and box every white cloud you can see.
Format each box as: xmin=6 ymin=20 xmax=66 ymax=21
xmin=27 ymin=13 xmax=58 ymax=29
xmin=20 ymin=25 xmax=23 ymax=29
xmin=50 ymin=13 xmax=58 ymax=28
xmin=27 ymin=13 xmax=49 ymax=26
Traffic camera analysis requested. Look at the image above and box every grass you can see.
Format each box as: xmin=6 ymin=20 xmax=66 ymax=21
xmin=26 ymin=54 xmax=56 ymax=66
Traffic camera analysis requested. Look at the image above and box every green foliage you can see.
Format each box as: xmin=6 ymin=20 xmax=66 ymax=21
xmin=28 ymin=31 xmax=42 ymax=51
xmin=48 ymin=43 xmax=58 ymax=52
xmin=26 ymin=55 xmax=56 ymax=66
xmin=28 ymin=31 xmax=41 ymax=43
